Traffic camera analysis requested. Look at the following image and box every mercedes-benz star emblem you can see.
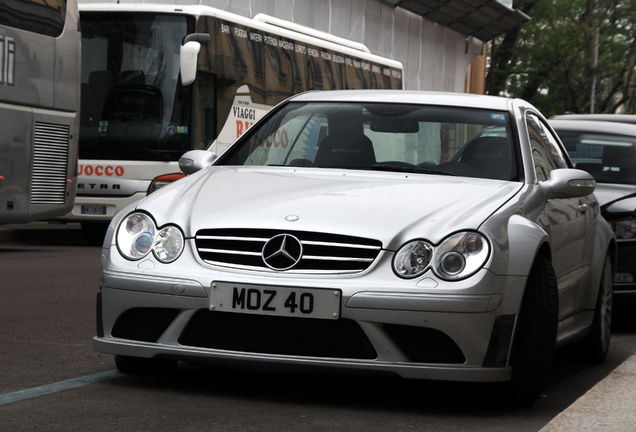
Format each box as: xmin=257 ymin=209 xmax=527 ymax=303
xmin=262 ymin=234 xmax=303 ymax=271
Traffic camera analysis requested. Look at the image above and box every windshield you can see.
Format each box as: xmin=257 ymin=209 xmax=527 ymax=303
xmin=79 ymin=12 xmax=193 ymax=161
xmin=218 ymin=102 xmax=517 ymax=181
xmin=560 ymin=130 xmax=636 ymax=185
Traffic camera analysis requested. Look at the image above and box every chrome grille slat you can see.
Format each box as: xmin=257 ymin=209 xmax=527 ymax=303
xmin=198 ymin=248 xmax=263 ymax=257
xmin=303 ymin=240 xmax=381 ymax=250
xmin=197 ymin=235 xmax=269 ymax=242
xmin=198 ymin=261 xmax=357 ymax=275
xmin=302 ymin=255 xmax=375 ymax=262
xmin=195 ymin=228 xmax=382 ymax=273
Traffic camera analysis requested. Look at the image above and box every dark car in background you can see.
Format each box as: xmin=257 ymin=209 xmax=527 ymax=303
xmin=550 ymin=118 xmax=636 ymax=293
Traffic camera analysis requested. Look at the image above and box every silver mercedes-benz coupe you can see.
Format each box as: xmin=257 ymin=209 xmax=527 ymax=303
xmin=94 ymin=90 xmax=616 ymax=406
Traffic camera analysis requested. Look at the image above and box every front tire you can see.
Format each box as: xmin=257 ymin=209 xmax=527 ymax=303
xmin=507 ymin=256 xmax=558 ymax=406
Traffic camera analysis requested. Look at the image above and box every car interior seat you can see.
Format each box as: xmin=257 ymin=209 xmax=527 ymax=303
xmin=313 ymin=133 xmax=376 ymax=168
xmin=459 ymin=136 xmax=515 ymax=180
xmin=313 ymin=110 xmax=376 ymax=168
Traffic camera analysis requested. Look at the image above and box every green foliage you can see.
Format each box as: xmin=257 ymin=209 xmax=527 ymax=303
xmin=486 ymin=0 xmax=636 ymax=116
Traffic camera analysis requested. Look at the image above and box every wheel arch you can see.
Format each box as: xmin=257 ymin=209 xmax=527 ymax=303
xmin=501 ymin=214 xmax=552 ymax=278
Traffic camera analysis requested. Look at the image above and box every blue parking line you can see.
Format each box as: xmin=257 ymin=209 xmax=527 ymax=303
xmin=0 ymin=370 xmax=120 ymax=406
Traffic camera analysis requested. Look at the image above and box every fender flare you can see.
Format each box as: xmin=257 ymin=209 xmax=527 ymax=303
xmin=490 ymin=214 xmax=551 ymax=278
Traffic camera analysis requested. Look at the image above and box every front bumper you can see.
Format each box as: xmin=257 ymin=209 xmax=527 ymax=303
xmin=94 ymin=251 xmax=526 ymax=383
xmin=614 ymin=240 xmax=636 ymax=293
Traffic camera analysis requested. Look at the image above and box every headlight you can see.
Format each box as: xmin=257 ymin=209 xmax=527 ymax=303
xmin=154 ymin=226 xmax=185 ymax=263
xmin=614 ymin=219 xmax=636 ymax=240
xmin=116 ymin=212 xmax=184 ymax=263
xmin=434 ymin=232 xmax=490 ymax=281
xmin=117 ymin=213 xmax=156 ymax=260
xmin=393 ymin=240 xmax=434 ymax=278
xmin=393 ymin=232 xmax=490 ymax=280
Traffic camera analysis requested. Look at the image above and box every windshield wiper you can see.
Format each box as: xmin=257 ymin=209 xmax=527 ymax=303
xmin=370 ymin=163 xmax=456 ymax=176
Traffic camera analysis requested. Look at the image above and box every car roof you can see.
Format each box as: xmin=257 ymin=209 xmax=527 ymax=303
xmin=289 ymin=90 xmax=516 ymax=111
xmin=549 ymin=118 xmax=636 ymax=136
xmin=550 ymin=113 xmax=636 ymax=125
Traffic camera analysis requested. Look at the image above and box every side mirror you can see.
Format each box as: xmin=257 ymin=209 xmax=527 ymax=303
xmin=179 ymin=150 xmax=218 ymax=175
xmin=540 ymin=168 xmax=596 ymax=199
xmin=180 ymin=41 xmax=201 ymax=87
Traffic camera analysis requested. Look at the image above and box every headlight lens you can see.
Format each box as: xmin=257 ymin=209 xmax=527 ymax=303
xmin=438 ymin=251 xmax=466 ymax=276
xmin=393 ymin=240 xmax=434 ymax=278
xmin=117 ymin=213 xmax=156 ymax=260
xmin=154 ymin=225 xmax=184 ymax=263
xmin=116 ymin=212 xmax=184 ymax=263
xmin=614 ymin=219 xmax=636 ymax=240
xmin=434 ymin=232 xmax=490 ymax=281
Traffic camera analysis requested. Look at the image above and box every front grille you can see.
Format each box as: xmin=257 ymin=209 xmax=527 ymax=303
xmin=195 ymin=228 xmax=382 ymax=273
xmin=179 ymin=311 xmax=378 ymax=359
xmin=384 ymin=324 xmax=466 ymax=364
xmin=111 ymin=308 xmax=180 ymax=342
xmin=31 ymin=122 xmax=70 ymax=205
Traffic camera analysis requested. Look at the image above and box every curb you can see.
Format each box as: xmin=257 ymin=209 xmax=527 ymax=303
xmin=540 ymin=355 xmax=636 ymax=431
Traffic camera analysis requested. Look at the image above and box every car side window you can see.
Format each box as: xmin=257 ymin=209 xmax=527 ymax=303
xmin=527 ymin=113 xmax=568 ymax=182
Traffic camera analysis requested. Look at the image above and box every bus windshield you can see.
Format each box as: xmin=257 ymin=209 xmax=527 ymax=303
xmin=80 ymin=12 xmax=194 ymax=161
xmin=64 ymin=3 xmax=404 ymax=238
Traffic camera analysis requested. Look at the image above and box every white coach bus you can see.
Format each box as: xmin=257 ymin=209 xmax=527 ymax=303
xmin=0 ymin=0 xmax=81 ymax=224
xmin=62 ymin=3 xmax=403 ymax=240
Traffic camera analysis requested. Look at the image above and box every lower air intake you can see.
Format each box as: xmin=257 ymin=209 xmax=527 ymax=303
xmin=179 ymin=311 xmax=378 ymax=359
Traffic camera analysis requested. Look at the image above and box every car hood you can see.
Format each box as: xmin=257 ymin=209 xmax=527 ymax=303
xmin=594 ymin=183 xmax=636 ymax=206
xmin=594 ymin=184 xmax=636 ymax=218
xmin=137 ymin=167 xmax=522 ymax=248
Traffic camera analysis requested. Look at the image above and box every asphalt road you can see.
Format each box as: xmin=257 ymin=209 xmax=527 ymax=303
xmin=1 ymin=222 xmax=635 ymax=431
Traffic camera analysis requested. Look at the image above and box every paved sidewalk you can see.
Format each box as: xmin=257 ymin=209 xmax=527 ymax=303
xmin=540 ymin=354 xmax=636 ymax=431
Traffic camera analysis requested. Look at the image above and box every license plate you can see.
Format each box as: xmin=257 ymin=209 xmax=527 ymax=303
xmin=81 ymin=205 xmax=107 ymax=215
xmin=210 ymin=281 xmax=341 ymax=320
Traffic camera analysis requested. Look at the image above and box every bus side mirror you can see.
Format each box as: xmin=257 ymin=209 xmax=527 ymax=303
xmin=180 ymin=41 xmax=201 ymax=87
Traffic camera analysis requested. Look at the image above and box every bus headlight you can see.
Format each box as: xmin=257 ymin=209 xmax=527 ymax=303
xmin=147 ymin=173 xmax=186 ymax=195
